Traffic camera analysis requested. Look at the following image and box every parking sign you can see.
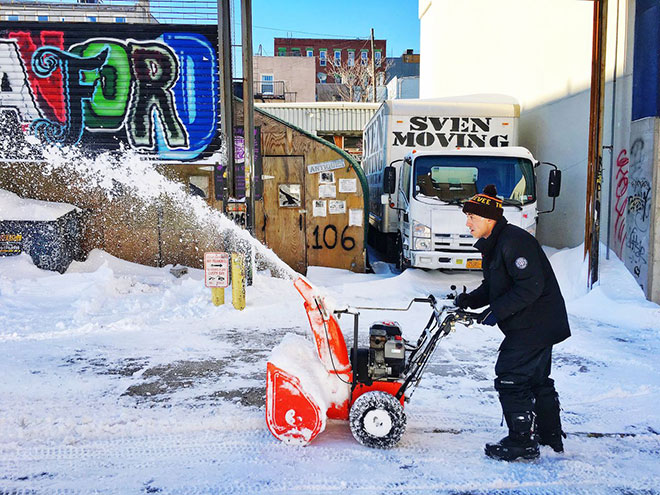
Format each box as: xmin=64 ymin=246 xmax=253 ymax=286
xmin=204 ymin=252 xmax=229 ymax=288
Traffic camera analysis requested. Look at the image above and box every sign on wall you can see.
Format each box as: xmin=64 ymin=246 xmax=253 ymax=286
xmin=214 ymin=126 xmax=263 ymax=200
xmin=0 ymin=22 xmax=220 ymax=162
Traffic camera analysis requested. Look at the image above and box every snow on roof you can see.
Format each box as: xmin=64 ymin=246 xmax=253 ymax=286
xmin=0 ymin=189 xmax=79 ymax=221
xmin=378 ymin=94 xmax=521 ymax=118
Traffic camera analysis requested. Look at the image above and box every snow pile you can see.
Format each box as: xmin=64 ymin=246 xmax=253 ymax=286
xmin=547 ymin=244 xmax=660 ymax=331
xmin=0 ymin=188 xmax=79 ymax=221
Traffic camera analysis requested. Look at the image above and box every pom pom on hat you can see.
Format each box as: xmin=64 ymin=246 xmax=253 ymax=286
xmin=483 ymin=184 xmax=498 ymax=198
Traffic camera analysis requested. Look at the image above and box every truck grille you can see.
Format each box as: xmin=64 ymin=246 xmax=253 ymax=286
xmin=433 ymin=233 xmax=477 ymax=252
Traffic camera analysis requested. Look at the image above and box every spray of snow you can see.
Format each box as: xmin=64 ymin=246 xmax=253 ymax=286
xmin=3 ymin=140 xmax=296 ymax=279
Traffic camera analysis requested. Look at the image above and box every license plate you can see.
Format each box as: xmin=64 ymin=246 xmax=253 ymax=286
xmin=466 ymin=259 xmax=482 ymax=269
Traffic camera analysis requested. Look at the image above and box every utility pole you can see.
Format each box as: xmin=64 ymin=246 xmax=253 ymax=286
xmin=217 ymin=0 xmax=235 ymax=207
xmin=241 ymin=0 xmax=255 ymax=234
xmin=370 ymin=28 xmax=376 ymax=103
xmin=584 ymin=0 xmax=608 ymax=289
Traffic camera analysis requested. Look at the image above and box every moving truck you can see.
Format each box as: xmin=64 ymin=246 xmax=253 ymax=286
xmin=362 ymin=95 xmax=560 ymax=270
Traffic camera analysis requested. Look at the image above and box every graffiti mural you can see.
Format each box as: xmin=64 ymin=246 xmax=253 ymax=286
xmin=0 ymin=23 xmax=219 ymax=162
xmin=624 ymin=123 xmax=655 ymax=295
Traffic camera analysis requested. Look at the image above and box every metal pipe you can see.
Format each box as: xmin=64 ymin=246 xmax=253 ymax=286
xmin=218 ymin=0 xmax=235 ymax=205
xmin=605 ymin=0 xmax=620 ymax=260
xmin=241 ymin=0 xmax=255 ymax=234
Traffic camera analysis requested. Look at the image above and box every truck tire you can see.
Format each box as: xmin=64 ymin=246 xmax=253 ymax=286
xmin=349 ymin=391 xmax=406 ymax=449
xmin=395 ymin=234 xmax=409 ymax=271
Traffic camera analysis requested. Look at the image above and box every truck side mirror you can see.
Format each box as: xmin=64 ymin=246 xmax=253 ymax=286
xmin=548 ymin=169 xmax=561 ymax=198
xmin=383 ymin=166 xmax=396 ymax=194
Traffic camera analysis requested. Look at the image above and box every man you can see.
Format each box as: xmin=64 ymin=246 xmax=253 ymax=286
xmin=456 ymin=184 xmax=570 ymax=461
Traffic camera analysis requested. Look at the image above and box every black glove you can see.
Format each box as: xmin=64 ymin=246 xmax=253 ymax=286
xmin=455 ymin=292 xmax=471 ymax=309
xmin=477 ymin=307 xmax=497 ymax=326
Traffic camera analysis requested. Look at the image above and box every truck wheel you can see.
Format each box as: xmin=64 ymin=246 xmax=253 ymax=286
xmin=395 ymin=235 xmax=409 ymax=271
xmin=349 ymin=391 xmax=406 ymax=449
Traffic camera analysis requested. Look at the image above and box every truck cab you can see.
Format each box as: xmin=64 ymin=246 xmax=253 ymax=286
xmin=383 ymin=147 xmax=549 ymax=270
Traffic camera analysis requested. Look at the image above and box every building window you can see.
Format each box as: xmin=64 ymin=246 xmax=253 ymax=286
xmin=361 ymin=50 xmax=368 ymax=66
xmin=261 ymin=74 xmax=274 ymax=94
xmin=347 ymin=50 xmax=355 ymax=67
xmin=88 ymin=16 xmax=97 ymax=22
xmin=319 ymin=50 xmax=327 ymax=67
xmin=7 ymin=15 xmax=19 ymax=21
xmin=375 ymin=50 xmax=382 ymax=67
xmin=38 ymin=15 xmax=48 ymax=21
xmin=277 ymin=47 xmax=286 ymax=57
xmin=335 ymin=75 xmax=342 ymax=84
xmin=333 ymin=50 xmax=341 ymax=66
xmin=115 ymin=17 xmax=126 ymax=23
xmin=318 ymin=73 xmax=327 ymax=84
xmin=291 ymin=48 xmax=301 ymax=57
xmin=306 ymin=48 xmax=313 ymax=57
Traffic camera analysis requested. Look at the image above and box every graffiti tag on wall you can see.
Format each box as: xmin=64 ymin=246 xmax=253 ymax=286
xmin=612 ymin=149 xmax=629 ymax=257
xmin=623 ymin=132 xmax=653 ymax=294
xmin=0 ymin=23 xmax=219 ymax=161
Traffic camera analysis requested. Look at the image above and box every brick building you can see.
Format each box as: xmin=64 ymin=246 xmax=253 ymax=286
xmin=274 ymin=38 xmax=387 ymax=85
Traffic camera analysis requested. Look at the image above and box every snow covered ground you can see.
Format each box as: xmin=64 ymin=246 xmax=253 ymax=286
xmin=1 ymin=244 xmax=659 ymax=494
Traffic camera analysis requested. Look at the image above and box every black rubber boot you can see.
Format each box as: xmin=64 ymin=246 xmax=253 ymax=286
xmin=535 ymin=391 xmax=566 ymax=453
xmin=485 ymin=412 xmax=540 ymax=461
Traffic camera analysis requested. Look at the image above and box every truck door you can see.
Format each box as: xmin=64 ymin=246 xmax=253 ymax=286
xmin=262 ymin=156 xmax=307 ymax=274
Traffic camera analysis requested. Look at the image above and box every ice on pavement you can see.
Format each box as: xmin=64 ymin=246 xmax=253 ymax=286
xmin=1 ymin=239 xmax=659 ymax=493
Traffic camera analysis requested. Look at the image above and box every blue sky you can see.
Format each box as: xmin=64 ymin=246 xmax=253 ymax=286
xmin=249 ymin=0 xmax=420 ymax=58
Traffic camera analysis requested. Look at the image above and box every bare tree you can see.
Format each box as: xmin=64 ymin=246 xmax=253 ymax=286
xmin=324 ymin=55 xmax=390 ymax=102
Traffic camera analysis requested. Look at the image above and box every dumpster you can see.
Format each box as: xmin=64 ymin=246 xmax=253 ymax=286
xmin=0 ymin=189 xmax=85 ymax=273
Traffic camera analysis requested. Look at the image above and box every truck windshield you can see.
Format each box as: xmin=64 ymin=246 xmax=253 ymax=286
xmin=413 ymin=155 xmax=536 ymax=204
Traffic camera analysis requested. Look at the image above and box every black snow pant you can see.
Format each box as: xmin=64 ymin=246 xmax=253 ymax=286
xmin=494 ymin=346 xmax=561 ymax=434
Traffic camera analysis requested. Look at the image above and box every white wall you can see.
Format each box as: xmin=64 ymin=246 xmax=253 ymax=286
xmin=419 ymin=0 xmax=633 ymax=250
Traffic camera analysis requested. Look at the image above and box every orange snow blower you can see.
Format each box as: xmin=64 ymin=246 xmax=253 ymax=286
xmin=266 ymin=278 xmax=479 ymax=448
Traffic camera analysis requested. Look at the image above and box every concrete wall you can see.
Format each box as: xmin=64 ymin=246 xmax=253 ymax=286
xmin=625 ymin=118 xmax=658 ymax=298
xmin=419 ymin=0 xmax=633 ymax=251
xmin=253 ymin=56 xmax=316 ymax=103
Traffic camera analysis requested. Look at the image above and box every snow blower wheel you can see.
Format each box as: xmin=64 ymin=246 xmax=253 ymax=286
xmin=349 ymin=391 xmax=406 ymax=449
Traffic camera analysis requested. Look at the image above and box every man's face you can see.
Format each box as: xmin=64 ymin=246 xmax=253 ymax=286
xmin=466 ymin=213 xmax=496 ymax=239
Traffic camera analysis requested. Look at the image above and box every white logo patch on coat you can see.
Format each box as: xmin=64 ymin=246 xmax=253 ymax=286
xmin=515 ymin=257 xmax=528 ymax=269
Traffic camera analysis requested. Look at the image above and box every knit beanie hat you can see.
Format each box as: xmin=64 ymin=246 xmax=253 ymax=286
xmin=462 ymin=184 xmax=503 ymax=221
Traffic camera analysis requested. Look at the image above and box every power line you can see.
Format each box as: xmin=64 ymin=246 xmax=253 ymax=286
xmin=253 ymin=24 xmax=367 ymax=39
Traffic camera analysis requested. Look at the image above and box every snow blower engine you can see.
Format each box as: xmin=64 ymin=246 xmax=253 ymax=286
xmin=354 ymin=322 xmax=406 ymax=384
xmin=266 ymin=278 xmax=480 ymax=449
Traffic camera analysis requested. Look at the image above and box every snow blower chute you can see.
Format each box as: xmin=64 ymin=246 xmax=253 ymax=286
xmin=266 ymin=277 xmax=479 ymax=448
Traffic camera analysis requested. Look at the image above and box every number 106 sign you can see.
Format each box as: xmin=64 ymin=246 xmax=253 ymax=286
xmin=204 ymin=252 xmax=229 ymax=288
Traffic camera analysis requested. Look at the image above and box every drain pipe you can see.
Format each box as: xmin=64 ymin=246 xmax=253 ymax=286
xmin=605 ymin=0 xmax=621 ymax=260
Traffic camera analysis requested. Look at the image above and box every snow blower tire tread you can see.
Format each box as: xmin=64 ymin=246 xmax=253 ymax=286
xmin=349 ymin=391 xmax=406 ymax=449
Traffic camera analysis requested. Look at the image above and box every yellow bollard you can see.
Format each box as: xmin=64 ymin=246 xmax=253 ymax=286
xmin=231 ymin=253 xmax=246 ymax=311
xmin=211 ymin=287 xmax=225 ymax=306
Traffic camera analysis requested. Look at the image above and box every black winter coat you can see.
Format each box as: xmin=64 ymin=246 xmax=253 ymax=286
xmin=467 ymin=218 xmax=571 ymax=349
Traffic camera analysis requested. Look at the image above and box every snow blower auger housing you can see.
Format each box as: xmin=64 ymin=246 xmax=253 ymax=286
xmin=266 ymin=277 xmax=479 ymax=448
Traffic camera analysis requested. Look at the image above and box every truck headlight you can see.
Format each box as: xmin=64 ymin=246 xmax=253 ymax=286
xmin=413 ymin=221 xmax=431 ymax=238
xmin=413 ymin=238 xmax=431 ymax=251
